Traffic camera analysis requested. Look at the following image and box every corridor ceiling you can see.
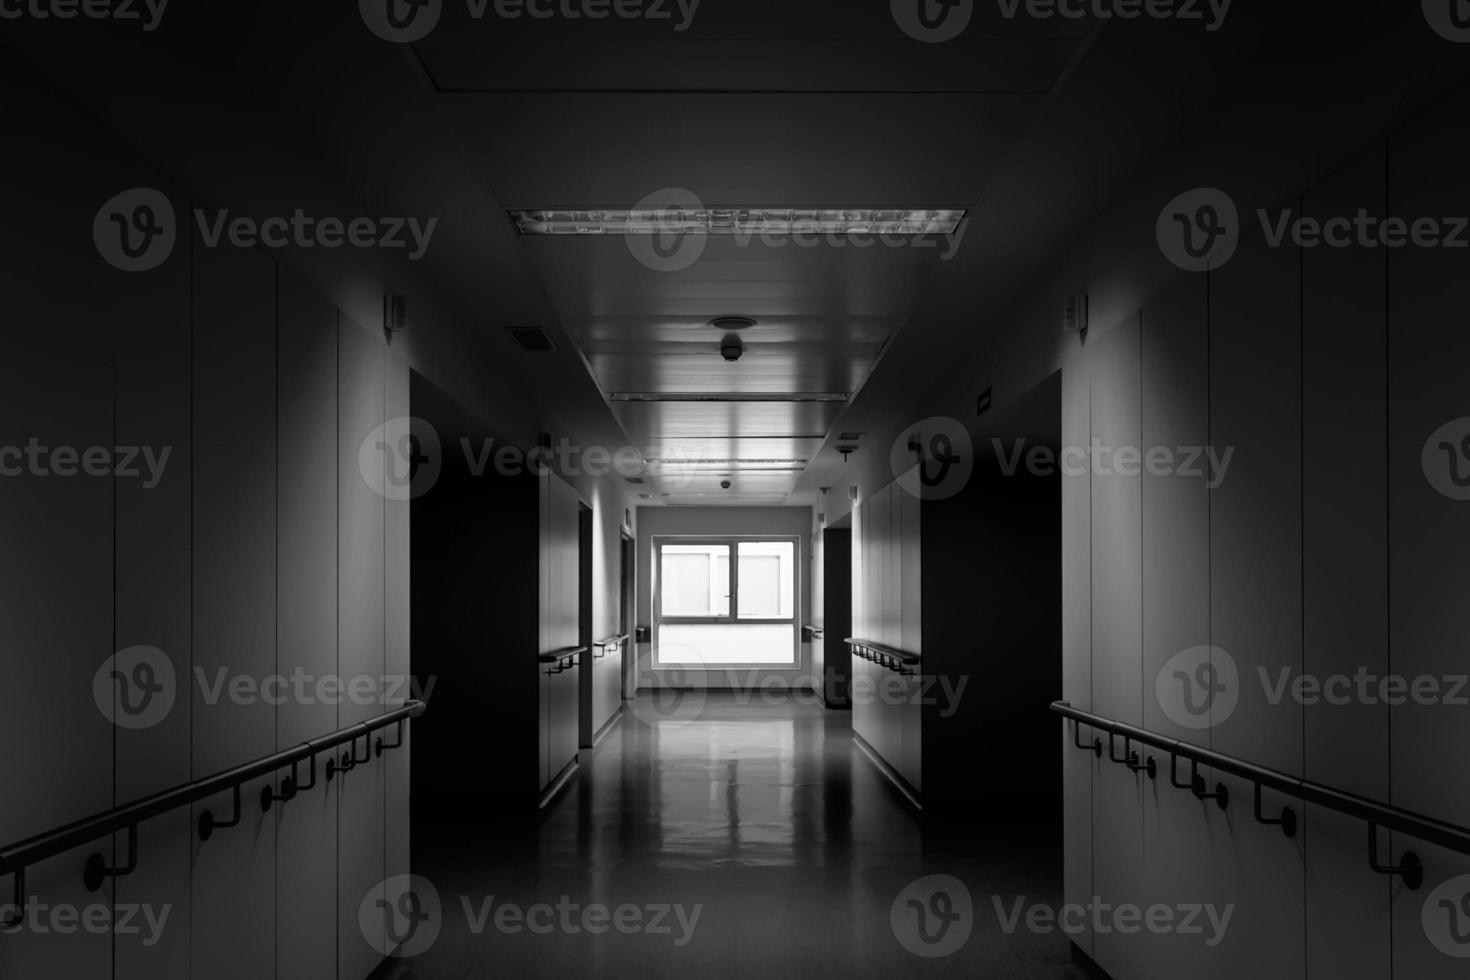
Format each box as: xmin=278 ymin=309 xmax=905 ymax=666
xmin=4 ymin=0 xmax=1457 ymax=506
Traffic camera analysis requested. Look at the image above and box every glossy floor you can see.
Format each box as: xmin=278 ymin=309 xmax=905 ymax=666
xmin=378 ymin=696 xmax=1095 ymax=979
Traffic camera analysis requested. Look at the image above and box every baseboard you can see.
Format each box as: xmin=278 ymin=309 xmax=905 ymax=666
xmin=851 ymin=731 xmax=923 ymax=812
xmin=590 ymin=705 xmax=624 ymax=747
xmin=538 ymin=758 xmax=578 ymax=810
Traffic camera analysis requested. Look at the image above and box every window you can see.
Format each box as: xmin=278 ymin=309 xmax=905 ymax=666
xmin=654 ymin=537 xmax=799 ymax=668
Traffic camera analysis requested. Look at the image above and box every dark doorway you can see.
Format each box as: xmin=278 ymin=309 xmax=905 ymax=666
xmin=620 ymin=531 xmax=636 ymax=701
xmin=410 ymin=372 xmax=539 ymax=808
xmin=577 ymin=503 xmax=594 ymax=747
xmin=820 ymin=524 xmax=852 ymax=708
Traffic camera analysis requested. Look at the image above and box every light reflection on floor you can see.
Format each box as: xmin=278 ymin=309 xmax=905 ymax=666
xmin=378 ymin=696 xmax=1094 ymax=979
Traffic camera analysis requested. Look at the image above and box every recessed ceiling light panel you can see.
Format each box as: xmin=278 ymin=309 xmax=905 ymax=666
xmin=511 ymin=209 xmax=966 ymax=237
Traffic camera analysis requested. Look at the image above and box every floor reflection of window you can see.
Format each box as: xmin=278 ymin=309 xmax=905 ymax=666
xmin=654 ymin=720 xmax=797 ymax=867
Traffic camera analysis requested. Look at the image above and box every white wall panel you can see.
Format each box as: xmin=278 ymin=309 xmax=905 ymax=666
xmin=1301 ymin=147 xmax=1392 ymax=980
xmin=0 ymin=67 xmax=122 ymax=978
xmin=1060 ymin=348 xmax=1095 ymax=957
xmin=276 ymin=268 xmax=340 ymax=980
xmin=189 ymin=223 xmax=278 ymax=980
xmin=1387 ymin=86 xmax=1470 ymax=979
xmin=336 ymin=314 xmax=386 ymax=977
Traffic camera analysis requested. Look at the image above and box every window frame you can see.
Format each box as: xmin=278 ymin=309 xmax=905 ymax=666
xmin=652 ymin=534 xmax=801 ymax=669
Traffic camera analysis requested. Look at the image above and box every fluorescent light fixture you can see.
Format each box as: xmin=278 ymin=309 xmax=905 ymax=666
xmin=608 ymin=392 xmax=849 ymax=403
xmin=511 ymin=209 xmax=966 ymax=236
xmin=647 ymin=459 xmax=808 ymax=471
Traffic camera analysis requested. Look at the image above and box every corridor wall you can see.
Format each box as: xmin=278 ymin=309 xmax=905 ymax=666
xmin=0 ymin=57 xmax=498 ymax=980
xmin=849 ymin=421 xmax=1061 ymax=805
xmin=1059 ymin=103 xmax=1470 ymax=979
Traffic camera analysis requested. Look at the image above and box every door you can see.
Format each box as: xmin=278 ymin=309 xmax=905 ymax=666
xmin=620 ymin=531 xmax=636 ymax=701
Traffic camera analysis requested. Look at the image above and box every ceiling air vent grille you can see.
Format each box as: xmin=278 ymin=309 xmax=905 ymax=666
xmin=506 ymin=326 xmax=557 ymax=353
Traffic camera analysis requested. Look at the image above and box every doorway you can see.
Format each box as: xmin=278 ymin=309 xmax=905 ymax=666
xmin=620 ymin=530 xmax=635 ymax=701
xmin=820 ymin=523 xmax=852 ymax=708
xmin=577 ymin=503 xmax=594 ymax=748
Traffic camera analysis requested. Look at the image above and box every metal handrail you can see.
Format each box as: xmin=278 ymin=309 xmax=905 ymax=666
xmin=0 ymin=700 xmax=426 ymax=920
xmin=845 ymin=638 xmax=921 ymax=675
xmin=540 ymin=646 xmax=587 ymax=674
xmin=1051 ymin=700 xmax=1470 ymax=891
xmin=593 ymin=635 xmax=629 ymax=660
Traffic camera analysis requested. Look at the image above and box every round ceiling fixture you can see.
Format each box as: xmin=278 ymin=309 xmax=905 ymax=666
xmin=709 ymin=316 xmax=757 ymax=331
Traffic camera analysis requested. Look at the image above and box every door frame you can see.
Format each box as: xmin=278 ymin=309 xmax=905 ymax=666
xmin=620 ymin=529 xmax=636 ymax=701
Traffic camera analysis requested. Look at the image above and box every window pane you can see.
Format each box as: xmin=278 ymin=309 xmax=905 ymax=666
xmin=660 ymin=544 xmax=730 ymax=617
xmin=737 ymin=541 xmax=794 ymax=619
xmin=658 ymin=624 xmax=797 ymax=666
